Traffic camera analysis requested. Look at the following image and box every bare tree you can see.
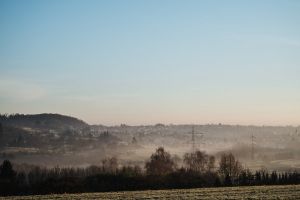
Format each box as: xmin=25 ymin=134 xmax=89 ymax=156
xmin=145 ymin=147 xmax=176 ymax=176
xmin=184 ymin=150 xmax=215 ymax=173
xmin=219 ymin=153 xmax=242 ymax=178
xmin=207 ymin=155 xmax=216 ymax=172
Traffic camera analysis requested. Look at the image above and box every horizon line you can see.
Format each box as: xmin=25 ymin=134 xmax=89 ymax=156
xmin=1 ymin=112 xmax=299 ymax=127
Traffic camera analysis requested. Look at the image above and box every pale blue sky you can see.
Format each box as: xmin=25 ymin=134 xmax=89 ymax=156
xmin=0 ymin=0 xmax=300 ymax=125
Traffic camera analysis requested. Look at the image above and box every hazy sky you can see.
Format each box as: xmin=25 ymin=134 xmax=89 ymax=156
xmin=0 ymin=0 xmax=299 ymax=125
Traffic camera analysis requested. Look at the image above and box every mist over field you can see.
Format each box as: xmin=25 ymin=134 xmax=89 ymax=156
xmin=0 ymin=114 xmax=299 ymax=172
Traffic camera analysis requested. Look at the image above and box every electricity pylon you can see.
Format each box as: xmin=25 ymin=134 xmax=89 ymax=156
xmin=190 ymin=126 xmax=205 ymax=152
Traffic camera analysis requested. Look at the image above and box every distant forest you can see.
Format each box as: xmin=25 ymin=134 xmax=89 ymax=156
xmin=0 ymin=113 xmax=88 ymax=130
xmin=0 ymin=147 xmax=299 ymax=196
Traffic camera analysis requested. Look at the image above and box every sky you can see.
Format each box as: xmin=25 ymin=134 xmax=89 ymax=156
xmin=0 ymin=0 xmax=300 ymax=125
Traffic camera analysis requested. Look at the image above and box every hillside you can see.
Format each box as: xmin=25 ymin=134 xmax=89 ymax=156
xmin=0 ymin=113 xmax=88 ymax=130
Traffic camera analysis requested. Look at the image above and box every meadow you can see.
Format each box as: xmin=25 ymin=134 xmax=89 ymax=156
xmin=1 ymin=185 xmax=299 ymax=200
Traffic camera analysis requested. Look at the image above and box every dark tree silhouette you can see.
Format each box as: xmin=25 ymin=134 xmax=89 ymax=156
xmin=271 ymin=171 xmax=278 ymax=184
xmin=0 ymin=160 xmax=16 ymax=180
xmin=0 ymin=160 xmax=17 ymax=195
xmin=219 ymin=153 xmax=242 ymax=184
xmin=224 ymin=174 xmax=232 ymax=186
xmin=145 ymin=147 xmax=176 ymax=176
xmin=184 ymin=151 xmax=215 ymax=173
xmin=0 ymin=154 xmax=299 ymax=196
xmin=0 ymin=122 xmax=3 ymax=138
xmin=238 ymin=169 xmax=253 ymax=186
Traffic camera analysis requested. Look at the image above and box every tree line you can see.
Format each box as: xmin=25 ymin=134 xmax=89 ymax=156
xmin=0 ymin=147 xmax=299 ymax=196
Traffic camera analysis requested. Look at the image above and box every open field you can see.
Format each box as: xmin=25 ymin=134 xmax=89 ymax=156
xmin=1 ymin=185 xmax=299 ymax=200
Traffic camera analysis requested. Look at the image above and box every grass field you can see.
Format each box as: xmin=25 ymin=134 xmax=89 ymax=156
xmin=1 ymin=185 xmax=299 ymax=200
